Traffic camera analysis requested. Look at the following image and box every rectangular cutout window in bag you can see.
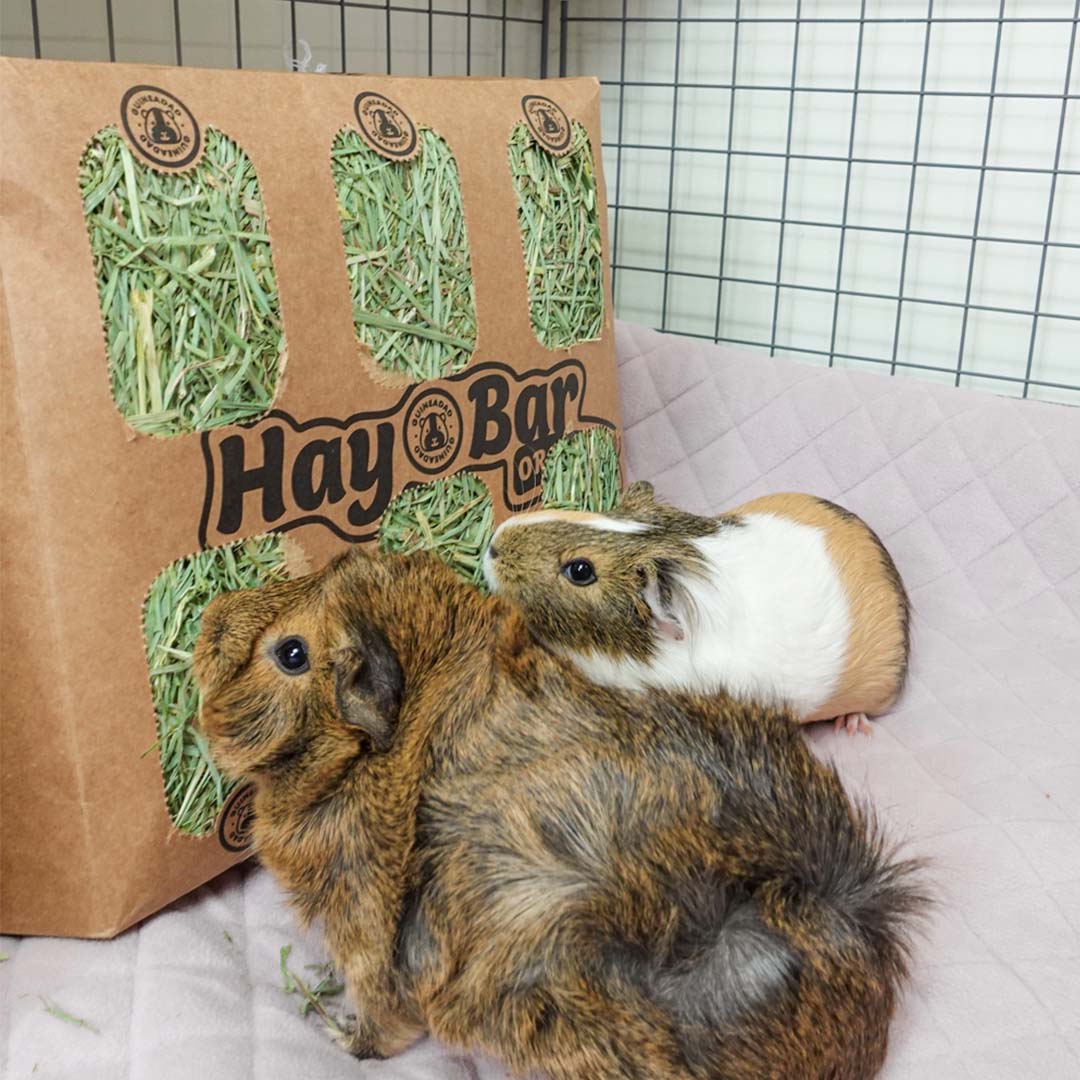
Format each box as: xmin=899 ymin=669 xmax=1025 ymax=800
xmin=79 ymin=125 xmax=285 ymax=437
xmin=143 ymin=536 xmax=289 ymax=835
xmin=332 ymin=125 xmax=477 ymax=382
xmin=509 ymin=119 xmax=604 ymax=350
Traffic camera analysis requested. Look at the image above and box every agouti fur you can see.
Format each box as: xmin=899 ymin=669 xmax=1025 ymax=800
xmin=195 ymin=548 xmax=926 ymax=1079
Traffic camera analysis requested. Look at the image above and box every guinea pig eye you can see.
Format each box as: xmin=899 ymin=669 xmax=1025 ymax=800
xmin=562 ymin=558 xmax=597 ymax=586
xmin=273 ymin=637 xmax=310 ymax=675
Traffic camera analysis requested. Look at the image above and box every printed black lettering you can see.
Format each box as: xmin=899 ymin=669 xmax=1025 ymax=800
xmin=468 ymin=374 xmax=512 ymax=458
xmin=514 ymin=383 xmax=553 ymax=446
xmin=347 ymin=422 xmax=395 ymax=526
xmin=292 ymin=438 xmax=346 ymax=512
xmin=512 ymin=444 xmax=544 ymax=498
xmin=216 ymin=427 xmax=286 ymax=535
xmin=549 ymin=373 xmax=581 ymax=439
xmin=200 ymin=360 xmax=606 ymax=546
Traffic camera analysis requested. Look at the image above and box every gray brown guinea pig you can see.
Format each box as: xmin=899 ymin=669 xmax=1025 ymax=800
xmin=484 ymin=482 xmax=910 ymax=735
xmin=194 ymin=546 xmax=926 ymax=1079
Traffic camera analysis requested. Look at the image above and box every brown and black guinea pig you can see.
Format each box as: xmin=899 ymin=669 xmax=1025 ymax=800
xmin=484 ymin=482 xmax=911 ymax=735
xmin=194 ymin=547 xmax=926 ymax=1079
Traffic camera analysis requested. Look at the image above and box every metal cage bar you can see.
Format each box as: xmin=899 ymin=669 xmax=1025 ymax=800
xmin=889 ymin=0 xmax=934 ymax=377
xmin=659 ymin=0 xmax=684 ymax=334
xmin=1023 ymin=0 xmax=1080 ymax=398
xmin=826 ymin=0 xmax=866 ymax=368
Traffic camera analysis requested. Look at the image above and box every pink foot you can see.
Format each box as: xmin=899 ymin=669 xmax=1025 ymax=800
xmin=833 ymin=712 xmax=873 ymax=737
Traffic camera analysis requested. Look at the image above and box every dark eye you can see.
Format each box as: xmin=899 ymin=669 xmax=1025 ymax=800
xmin=562 ymin=558 xmax=597 ymax=586
xmin=273 ymin=637 xmax=309 ymax=675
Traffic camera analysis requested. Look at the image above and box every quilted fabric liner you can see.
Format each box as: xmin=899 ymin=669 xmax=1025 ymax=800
xmin=2 ymin=322 xmax=1078 ymax=1078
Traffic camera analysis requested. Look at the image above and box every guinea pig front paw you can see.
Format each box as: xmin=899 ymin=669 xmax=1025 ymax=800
xmin=333 ymin=1022 xmax=386 ymax=1060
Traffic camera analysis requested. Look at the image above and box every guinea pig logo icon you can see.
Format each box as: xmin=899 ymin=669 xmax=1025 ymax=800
xmin=373 ymin=108 xmax=403 ymax=141
xmin=217 ymin=783 xmax=256 ymax=853
xmin=404 ymin=388 xmax=462 ymax=474
xmin=145 ymin=106 xmax=181 ymax=146
xmin=421 ymin=412 xmax=448 ymax=453
xmin=521 ymin=95 xmax=572 ymax=154
xmin=353 ymin=92 xmax=419 ymax=160
xmin=537 ymin=107 xmax=560 ymax=135
xmin=120 ymin=85 xmax=201 ymax=169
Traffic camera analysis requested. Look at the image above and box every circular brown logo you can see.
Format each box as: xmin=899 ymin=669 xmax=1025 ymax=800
xmin=120 ymin=85 xmax=201 ymax=170
xmin=403 ymin=388 xmax=463 ymax=475
xmin=353 ymin=92 xmax=418 ymax=160
xmin=521 ymin=95 xmax=571 ymax=154
xmin=217 ymin=782 xmax=256 ymax=853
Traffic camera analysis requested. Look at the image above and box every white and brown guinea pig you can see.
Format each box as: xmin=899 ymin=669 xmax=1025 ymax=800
xmin=483 ymin=482 xmax=910 ymax=735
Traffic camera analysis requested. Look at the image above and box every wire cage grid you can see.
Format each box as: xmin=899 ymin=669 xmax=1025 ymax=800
xmin=561 ymin=0 xmax=1080 ymax=405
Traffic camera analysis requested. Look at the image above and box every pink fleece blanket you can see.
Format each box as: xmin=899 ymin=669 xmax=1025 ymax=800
xmin=3 ymin=322 xmax=1078 ymax=1078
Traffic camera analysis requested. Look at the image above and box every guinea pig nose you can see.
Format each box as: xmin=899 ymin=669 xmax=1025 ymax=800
xmin=487 ymin=542 xmax=499 ymax=560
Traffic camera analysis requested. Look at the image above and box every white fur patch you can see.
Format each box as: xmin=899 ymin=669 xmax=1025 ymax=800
xmin=494 ymin=511 xmax=647 ymax=536
xmin=569 ymin=513 xmax=851 ymax=718
xmin=482 ymin=546 xmax=498 ymax=591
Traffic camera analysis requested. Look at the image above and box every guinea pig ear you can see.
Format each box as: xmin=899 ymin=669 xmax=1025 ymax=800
xmin=635 ymin=563 xmax=686 ymax=643
xmin=620 ymin=481 xmax=657 ymax=512
xmin=334 ymin=624 xmax=404 ymax=752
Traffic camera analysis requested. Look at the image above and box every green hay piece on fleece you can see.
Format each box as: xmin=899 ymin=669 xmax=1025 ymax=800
xmin=378 ymin=471 xmax=494 ymax=588
xmin=79 ymin=126 xmax=284 ymax=437
xmin=143 ymin=535 xmax=289 ymax=835
xmin=509 ymin=120 xmax=604 ymax=350
xmin=40 ymin=997 xmax=100 ymax=1036
xmin=332 ymin=127 xmax=477 ymax=382
xmin=541 ymin=427 xmax=622 ymax=513
xmin=279 ymin=945 xmax=347 ymax=1038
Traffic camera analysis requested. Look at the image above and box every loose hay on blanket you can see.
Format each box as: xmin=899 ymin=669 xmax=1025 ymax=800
xmin=279 ymin=945 xmax=346 ymax=1039
xmin=541 ymin=427 xmax=621 ymax=513
xmin=332 ymin=127 xmax=477 ymax=381
xmin=143 ymin=536 xmax=289 ymax=835
xmin=79 ymin=126 xmax=284 ymax=437
xmin=378 ymin=471 xmax=494 ymax=587
xmin=509 ymin=120 xmax=604 ymax=350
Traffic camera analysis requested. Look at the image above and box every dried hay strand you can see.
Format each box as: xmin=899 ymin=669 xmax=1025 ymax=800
xmin=378 ymin=471 xmax=494 ymax=587
xmin=541 ymin=426 xmax=621 ymax=513
xmin=509 ymin=120 xmax=604 ymax=350
xmin=143 ymin=535 xmax=289 ymax=834
xmin=79 ymin=126 xmax=284 ymax=437
xmin=332 ymin=127 xmax=477 ymax=382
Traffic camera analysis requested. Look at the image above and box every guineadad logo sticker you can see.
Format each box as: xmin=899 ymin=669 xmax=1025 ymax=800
xmin=521 ymin=95 xmax=571 ymax=155
xmin=217 ymin=783 xmax=256 ymax=852
xmin=404 ymin=389 xmax=463 ymax=475
xmin=120 ymin=85 xmax=201 ymax=169
xmin=354 ymin=92 xmax=419 ymax=160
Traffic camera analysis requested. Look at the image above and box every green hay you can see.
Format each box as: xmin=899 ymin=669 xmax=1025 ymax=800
xmin=40 ymin=997 xmax=100 ymax=1036
xmin=79 ymin=126 xmax=284 ymax=437
xmin=541 ymin=427 xmax=622 ymax=513
xmin=279 ymin=945 xmax=347 ymax=1040
xmin=509 ymin=121 xmax=604 ymax=350
xmin=143 ymin=535 xmax=289 ymax=835
xmin=378 ymin=471 xmax=494 ymax=587
xmin=332 ymin=127 xmax=477 ymax=381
